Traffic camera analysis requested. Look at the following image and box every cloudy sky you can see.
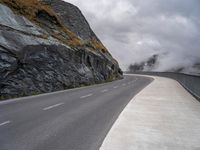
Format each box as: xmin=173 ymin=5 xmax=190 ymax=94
xmin=65 ymin=0 xmax=200 ymax=73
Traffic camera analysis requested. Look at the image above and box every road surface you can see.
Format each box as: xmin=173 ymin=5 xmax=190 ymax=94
xmin=100 ymin=75 xmax=200 ymax=150
xmin=0 ymin=75 xmax=152 ymax=150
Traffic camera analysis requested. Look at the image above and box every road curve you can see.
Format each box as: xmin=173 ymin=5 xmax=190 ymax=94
xmin=100 ymin=75 xmax=200 ymax=150
xmin=0 ymin=75 xmax=152 ymax=150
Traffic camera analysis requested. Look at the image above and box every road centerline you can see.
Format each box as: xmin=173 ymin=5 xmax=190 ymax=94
xmin=0 ymin=121 xmax=11 ymax=127
xmin=43 ymin=103 xmax=64 ymax=111
xmin=101 ymin=89 xmax=108 ymax=93
xmin=80 ymin=94 xmax=93 ymax=99
xmin=133 ymin=79 xmax=138 ymax=82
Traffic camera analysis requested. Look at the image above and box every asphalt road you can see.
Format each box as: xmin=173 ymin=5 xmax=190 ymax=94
xmin=0 ymin=75 xmax=152 ymax=150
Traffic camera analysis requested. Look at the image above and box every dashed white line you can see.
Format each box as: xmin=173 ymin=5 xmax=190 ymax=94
xmin=101 ymin=89 xmax=108 ymax=93
xmin=113 ymin=86 xmax=119 ymax=89
xmin=132 ymin=79 xmax=138 ymax=83
xmin=43 ymin=103 xmax=64 ymax=111
xmin=0 ymin=121 xmax=11 ymax=127
xmin=80 ymin=94 xmax=93 ymax=99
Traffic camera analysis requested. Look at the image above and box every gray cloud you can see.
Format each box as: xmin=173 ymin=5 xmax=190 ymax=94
xmin=65 ymin=0 xmax=200 ymax=74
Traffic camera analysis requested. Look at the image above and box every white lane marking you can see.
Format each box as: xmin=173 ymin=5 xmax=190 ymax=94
xmin=43 ymin=103 xmax=64 ymax=111
xmin=132 ymin=79 xmax=138 ymax=83
xmin=0 ymin=121 xmax=11 ymax=127
xmin=101 ymin=89 xmax=108 ymax=93
xmin=134 ymin=79 xmax=137 ymax=81
xmin=80 ymin=94 xmax=93 ymax=99
xmin=122 ymin=83 xmax=126 ymax=86
xmin=113 ymin=86 xmax=119 ymax=89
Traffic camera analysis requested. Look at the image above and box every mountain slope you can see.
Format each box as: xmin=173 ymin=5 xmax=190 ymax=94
xmin=0 ymin=0 xmax=122 ymax=99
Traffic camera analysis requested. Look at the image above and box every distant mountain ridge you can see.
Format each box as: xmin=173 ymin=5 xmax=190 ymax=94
xmin=0 ymin=0 xmax=122 ymax=99
xmin=128 ymin=54 xmax=200 ymax=76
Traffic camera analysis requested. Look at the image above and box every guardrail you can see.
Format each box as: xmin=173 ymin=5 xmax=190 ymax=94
xmin=127 ymin=72 xmax=200 ymax=101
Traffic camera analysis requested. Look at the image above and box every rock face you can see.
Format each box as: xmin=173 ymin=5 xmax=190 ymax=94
xmin=0 ymin=0 xmax=122 ymax=99
xmin=48 ymin=0 xmax=97 ymax=40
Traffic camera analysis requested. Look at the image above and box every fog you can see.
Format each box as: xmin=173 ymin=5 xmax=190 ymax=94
xmin=66 ymin=0 xmax=200 ymax=74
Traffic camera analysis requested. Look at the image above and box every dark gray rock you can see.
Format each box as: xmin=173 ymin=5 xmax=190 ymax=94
xmin=45 ymin=0 xmax=97 ymax=40
xmin=0 ymin=1 xmax=122 ymax=99
xmin=0 ymin=4 xmax=45 ymax=36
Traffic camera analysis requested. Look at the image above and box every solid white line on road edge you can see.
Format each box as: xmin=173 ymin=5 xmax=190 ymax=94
xmin=0 ymin=121 xmax=11 ymax=127
xmin=80 ymin=94 xmax=93 ymax=99
xmin=43 ymin=103 xmax=64 ymax=111
xmin=1 ymin=74 xmax=135 ymax=106
xmin=101 ymin=89 xmax=108 ymax=93
xmin=113 ymin=86 xmax=119 ymax=89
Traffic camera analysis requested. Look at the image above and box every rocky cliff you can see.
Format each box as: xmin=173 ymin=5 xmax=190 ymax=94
xmin=0 ymin=0 xmax=122 ymax=99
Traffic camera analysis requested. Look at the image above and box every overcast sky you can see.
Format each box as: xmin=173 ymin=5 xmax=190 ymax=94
xmin=65 ymin=0 xmax=200 ymax=72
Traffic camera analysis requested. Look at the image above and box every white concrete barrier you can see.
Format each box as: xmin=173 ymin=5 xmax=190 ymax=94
xmin=100 ymin=75 xmax=200 ymax=150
